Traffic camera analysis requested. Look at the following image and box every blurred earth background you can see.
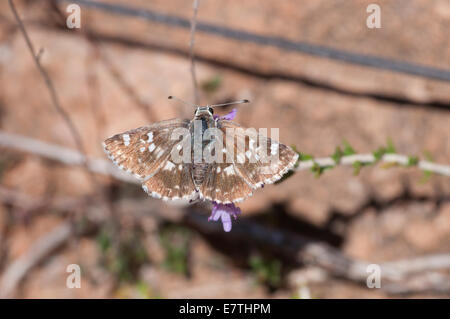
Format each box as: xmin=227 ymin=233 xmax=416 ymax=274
xmin=0 ymin=0 xmax=449 ymax=298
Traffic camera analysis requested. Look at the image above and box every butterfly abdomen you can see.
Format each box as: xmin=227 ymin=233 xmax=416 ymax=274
xmin=192 ymin=162 xmax=209 ymax=187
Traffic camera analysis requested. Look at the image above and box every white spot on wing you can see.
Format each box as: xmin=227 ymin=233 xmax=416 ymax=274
xmin=148 ymin=143 xmax=156 ymax=152
xmin=216 ymin=166 xmax=221 ymax=173
xmin=156 ymin=147 xmax=164 ymax=159
xmin=271 ymin=143 xmax=279 ymax=155
xmin=122 ymin=134 xmax=130 ymax=146
xmin=140 ymin=147 xmax=146 ymax=153
xmin=147 ymin=132 xmax=153 ymax=142
xmin=224 ymin=165 xmax=234 ymax=175
xmin=151 ymin=191 xmax=161 ymax=199
xmin=163 ymin=161 xmax=176 ymax=171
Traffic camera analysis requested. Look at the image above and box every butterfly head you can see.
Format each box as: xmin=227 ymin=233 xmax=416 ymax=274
xmin=194 ymin=106 xmax=214 ymax=118
xmin=167 ymin=96 xmax=249 ymax=121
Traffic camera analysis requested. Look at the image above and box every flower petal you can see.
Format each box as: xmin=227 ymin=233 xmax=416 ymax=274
xmin=221 ymin=212 xmax=232 ymax=232
xmin=221 ymin=108 xmax=237 ymax=121
xmin=208 ymin=202 xmax=221 ymax=221
xmin=209 ymin=202 xmax=241 ymax=232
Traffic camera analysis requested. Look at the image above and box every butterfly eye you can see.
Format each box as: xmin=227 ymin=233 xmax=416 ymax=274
xmin=208 ymin=107 xmax=214 ymax=114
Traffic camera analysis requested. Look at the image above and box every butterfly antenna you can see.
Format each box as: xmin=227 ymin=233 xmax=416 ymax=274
xmin=209 ymin=99 xmax=250 ymax=108
xmin=168 ymin=95 xmax=197 ymax=108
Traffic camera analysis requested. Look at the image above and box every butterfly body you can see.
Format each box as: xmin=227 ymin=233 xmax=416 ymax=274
xmin=190 ymin=106 xmax=216 ymax=187
xmin=103 ymin=105 xmax=298 ymax=204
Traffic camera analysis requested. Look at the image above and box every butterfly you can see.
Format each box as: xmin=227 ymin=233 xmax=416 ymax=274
xmin=103 ymin=98 xmax=299 ymax=204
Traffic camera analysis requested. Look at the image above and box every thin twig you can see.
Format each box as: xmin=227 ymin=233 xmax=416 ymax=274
xmin=189 ymin=0 xmax=200 ymax=104
xmin=0 ymin=208 xmax=98 ymax=298
xmin=0 ymin=222 xmax=73 ymax=298
xmin=8 ymin=0 xmax=86 ymax=159
xmin=295 ymin=154 xmax=450 ymax=177
xmin=9 ymin=2 xmax=121 ymax=257
xmin=0 ymin=132 xmax=136 ymax=183
xmin=0 ymin=188 xmax=168 ymax=298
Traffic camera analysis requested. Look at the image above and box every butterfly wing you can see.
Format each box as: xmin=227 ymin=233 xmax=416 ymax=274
xmin=199 ymin=161 xmax=254 ymax=204
xmin=103 ymin=118 xmax=197 ymax=200
xmin=142 ymin=161 xmax=197 ymax=201
xmin=199 ymin=119 xmax=298 ymax=204
xmin=219 ymin=119 xmax=298 ymax=189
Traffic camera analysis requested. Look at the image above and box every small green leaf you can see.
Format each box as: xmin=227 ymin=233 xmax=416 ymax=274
xmin=291 ymin=145 xmax=312 ymax=163
xmin=299 ymin=153 xmax=314 ymax=161
xmin=310 ymin=162 xmax=321 ymax=177
xmin=310 ymin=162 xmax=332 ymax=178
xmin=331 ymin=146 xmax=344 ymax=163
xmin=352 ymin=161 xmax=362 ymax=175
xmin=291 ymin=145 xmax=300 ymax=154
xmin=386 ymin=138 xmax=396 ymax=154
xmin=342 ymin=140 xmax=356 ymax=156
xmin=407 ymin=156 xmax=419 ymax=166
xmin=373 ymin=147 xmax=386 ymax=161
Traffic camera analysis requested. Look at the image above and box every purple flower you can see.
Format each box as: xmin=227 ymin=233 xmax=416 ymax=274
xmin=208 ymin=202 xmax=241 ymax=232
xmin=214 ymin=108 xmax=237 ymax=121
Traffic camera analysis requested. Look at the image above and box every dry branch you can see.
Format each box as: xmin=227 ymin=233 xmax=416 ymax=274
xmin=189 ymin=0 xmax=200 ymax=105
xmin=0 ymin=188 xmax=169 ymax=298
xmin=8 ymin=0 xmax=114 ymax=222
xmin=0 ymin=132 xmax=136 ymax=184
xmin=0 ymin=222 xmax=73 ymax=298
xmin=186 ymin=211 xmax=450 ymax=295
xmin=8 ymin=0 xmax=87 ymax=161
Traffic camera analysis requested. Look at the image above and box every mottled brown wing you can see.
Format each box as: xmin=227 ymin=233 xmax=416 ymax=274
xmin=103 ymin=118 xmax=197 ymax=200
xmin=141 ymin=162 xmax=197 ymax=201
xmin=218 ymin=120 xmax=298 ymax=189
xmin=199 ymin=161 xmax=254 ymax=204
